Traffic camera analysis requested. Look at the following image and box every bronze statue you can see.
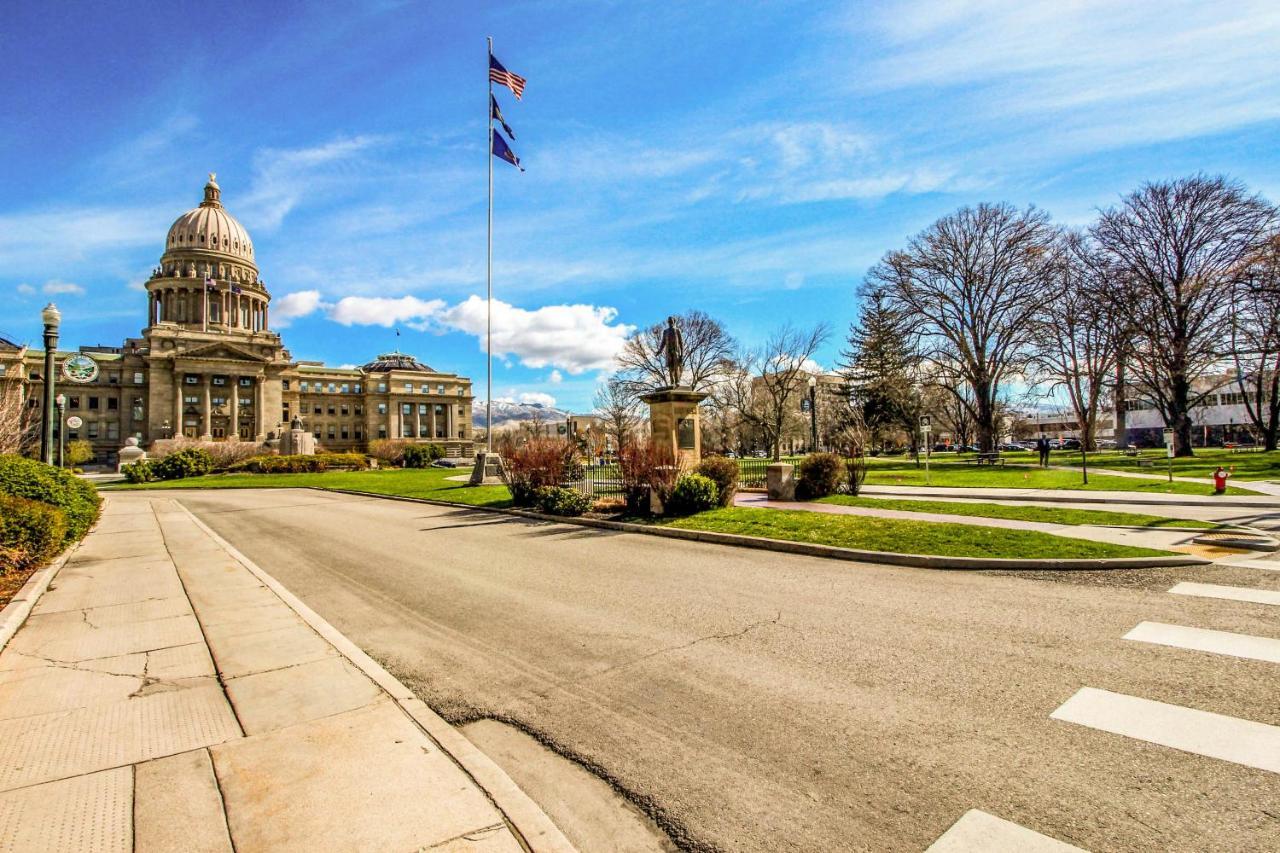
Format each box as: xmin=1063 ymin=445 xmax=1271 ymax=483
xmin=658 ymin=315 xmax=684 ymax=388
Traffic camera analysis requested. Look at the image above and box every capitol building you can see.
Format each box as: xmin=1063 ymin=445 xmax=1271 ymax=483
xmin=3 ymin=175 xmax=474 ymax=464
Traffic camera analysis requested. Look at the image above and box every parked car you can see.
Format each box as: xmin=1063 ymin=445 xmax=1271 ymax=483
xmin=724 ymin=451 xmax=738 ymax=458
xmin=431 ymin=459 xmax=459 ymax=468
xmin=998 ymin=442 xmax=1025 ymax=452
xmin=1060 ymin=438 xmax=1082 ymax=451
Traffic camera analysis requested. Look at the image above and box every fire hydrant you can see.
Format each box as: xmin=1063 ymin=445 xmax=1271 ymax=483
xmin=1213 ymin=466 xmax=1230 ymax=495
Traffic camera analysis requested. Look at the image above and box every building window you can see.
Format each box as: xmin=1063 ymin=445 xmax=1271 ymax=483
xmin=378 ymin=425 xmax=387 ymax=438
xmin=107 ymin=398 xmax=118 ymax=410
xmin=133 ymin=372 xmax=144 ymax=384
xmin=419 ymin=423 xmax=429 ymax=437
xmin=354 ymin=404 xmax=363 ymax=416
xmin=327 ymin=404 xmax=336 ymax=415
xmin=340 ymin=404 xmax=349 ymax=415
xmin=184 ymin=395 xmax=198 ymax=404
xmin=328 ymin=383 xmax=336 ymax=393
xmin=420 ymin=384 xmax=429 ymax=394
xmin=88 ymin=396 xmax=99 ymax=410
xmin=108 ymin=372 xmax=119 ymax=384
xmin=341 ymin=426 xmax=349 ymax=440
xmin=300 ymin=381 xmax=309 ymax=392
xmin=107 ymin=422 xmax=119 ymax=440
xmin=132 ymin=398 xmax=144 ymax=421
xmin=68 ymin=396 xmax=80 ymax=409
xmin=354 ymin=384 xmax=361 ymax=394
xmin=354 ymin=425 xmax=363 ymax=440
xmin=185 ymin=375 xmax=198 ymax=385
xmin=457 ymin=387 xmax=464 ymax=396
xmin=239 ymin=398 xmax=251 ymax=408
xmin=87 ymin=422 xmax=99 ymax=439
xmin=240 ymin=377 xmax=252 ymax=387
xmin=437 ymin=384 xmax=445 ymax=394
xmin=213 ymin=376 xmax=226 ymax=386
xmin=377 ymin=403 xmax=387 ymax=415
xmin=418 ymin=403 xmax=427 ymax=415
xmin=282 ymin=379 xmax=291 ymax=391
xmin=313 ymin=404 xmax=322 ymax=414
xmin=404 ymin=383 xmax=412 ymax=393
xmin=378 ymin=382 xmax=386 ymax=392
xmin=328 ymin=426 xmax=336 ymax=439
xmin=402 ymin=403 xmax=412 ymax=415
xmin=341 ymin=383 xmax=349 ymax=394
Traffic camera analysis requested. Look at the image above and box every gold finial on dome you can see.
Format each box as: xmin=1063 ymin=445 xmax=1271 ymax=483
xmin=202 ymin=172 xmax=222 ymax=207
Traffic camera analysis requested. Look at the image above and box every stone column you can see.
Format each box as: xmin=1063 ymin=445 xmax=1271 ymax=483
xmin=426 ymin=404 xmax=436 ymax=440
xmin=229 ymin=376 xmax=240 ymax=440
xmin=414 ymin=404 xmax=422 ymax=440
xmin=446 ymin=403 xmax=453 ymax=439
xmin=201 ymin=377 xmax=212 ymax=440
xmin=172 ymin=370 xmax=183 ymax=435
xmin=263 ymin=303 xmax=269 ymax=330
xmin=255 ymin=378 xmax=265 ymax=441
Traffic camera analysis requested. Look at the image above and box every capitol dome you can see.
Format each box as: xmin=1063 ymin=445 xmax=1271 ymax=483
xmin=164 ymin=173 xmax=256 ymax=267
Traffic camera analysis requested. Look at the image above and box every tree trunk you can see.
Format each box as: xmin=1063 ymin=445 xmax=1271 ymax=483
xmin=1170 ymin=372 xmax=1195 ymax=456
xmin=975 ymin=387 xmax=997 ymax=453
xmin=1113 ymin=356 xmax=1127 ymax=448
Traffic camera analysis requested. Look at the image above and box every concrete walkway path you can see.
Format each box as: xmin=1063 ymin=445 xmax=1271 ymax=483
xmin=1042 ymin=464 xmax=1280 ymax=498
xmin=733 ymin=493 xmax=1204 ymax=552
xmin=0 ymin=493 xmax=574 ymax=852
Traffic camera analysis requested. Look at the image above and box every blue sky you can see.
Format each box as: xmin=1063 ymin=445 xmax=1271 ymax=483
xmin=3 ymin=0 xmax=1279 ymax=412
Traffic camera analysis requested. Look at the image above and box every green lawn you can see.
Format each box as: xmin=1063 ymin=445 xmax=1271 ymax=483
xmin=816 ymin=495 xmax=1216 ymax=529
xmin=1045 ymin=447 xmax=1280 ymax=481
xmin=656 ymin=507 xmax=1170 ymax=560
xmin=856 ymin=455 xmax=1259 ymax=495
xmin=103 ymin=467 xmax=513 ymax=507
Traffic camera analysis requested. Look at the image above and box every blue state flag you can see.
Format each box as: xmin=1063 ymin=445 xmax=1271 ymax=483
xmin=492 ymin=130 xmax=524 ymax=171
xmin=490 ymin=95 xmax=515 ymax=139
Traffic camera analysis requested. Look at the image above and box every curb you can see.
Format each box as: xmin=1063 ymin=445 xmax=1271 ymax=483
xmin=170 ymin=500 xmax=577 ymax=853
xmin=317 ymin=488 xmax=1210 ymax=571
xmin=0 ymin=521 xmax=96 ymax=655
xmin=860 ymin=487 xmax=1273 ymax=508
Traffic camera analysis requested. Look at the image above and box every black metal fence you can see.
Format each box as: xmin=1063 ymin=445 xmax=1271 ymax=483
xmin=562 ymin=463 xmax=626 ymax=499
xmin=736 ymin=457 xmax=770 ymax=488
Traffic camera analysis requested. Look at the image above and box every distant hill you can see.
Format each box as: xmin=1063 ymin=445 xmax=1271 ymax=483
xmin=472 ymin=399 xmax=572 ymax=431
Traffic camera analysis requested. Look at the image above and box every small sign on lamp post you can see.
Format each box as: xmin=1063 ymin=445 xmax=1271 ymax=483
xmin=1163 ymin=429 xmax=1175 ymax=482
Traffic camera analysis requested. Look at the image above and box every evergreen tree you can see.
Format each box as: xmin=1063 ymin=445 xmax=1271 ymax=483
xmin=839 ymin=287 xmax=923 ymax=457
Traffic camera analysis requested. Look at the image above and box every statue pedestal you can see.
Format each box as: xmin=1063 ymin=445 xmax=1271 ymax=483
xmin=469 ymin=451 xmax=506 ymax=486
xmin=641 ymin=387 xmax=708 ymax=468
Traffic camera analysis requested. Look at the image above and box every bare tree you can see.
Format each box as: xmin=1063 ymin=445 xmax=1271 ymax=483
xmin=725 ymin=323 xmax=830 ymax=460
xmin=0 ymin=365 xmax=36 ymax=457
xmin=1229 ymin=233 xmax=1280 ymax=450
xmin=1092 ymin=174 xmax=1275 ymax=456
xmin=1028 ymin=233 xmax=1124 ymax=451
xmin=593 ymin=378 xmax=642 ymax=453
xmin=871 ymin=203 xmax=1057 ymax=452
xmin=614 ymin=310 xmax=735 ymax=396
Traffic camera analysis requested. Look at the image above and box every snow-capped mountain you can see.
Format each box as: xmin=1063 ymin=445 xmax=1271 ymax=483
xmin=472 ymin=399 xmax=573 ymax=430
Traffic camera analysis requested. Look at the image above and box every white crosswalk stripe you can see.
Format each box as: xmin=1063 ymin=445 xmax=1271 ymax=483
xmin=1124 ymin=621 xmax=1280 ymax=664
xmin=1168 ymin=582 xmax=1280 ymax=606
xmin=1051 ymin=687 xmax=1280 ymax=774
xmin=926 ymin=809 xmax=1087 ymax=852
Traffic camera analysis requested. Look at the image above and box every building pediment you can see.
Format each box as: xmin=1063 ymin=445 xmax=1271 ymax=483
xmin=177 ymin=341 xmax=274 ymax=363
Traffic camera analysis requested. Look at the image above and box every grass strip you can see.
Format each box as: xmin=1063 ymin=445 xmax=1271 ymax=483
xmin=817 ymin=495 xmax=1216 ymax=529
xmin=656 ymin=507 xmax=1171 ymax=560
xmin=858 ymin=458 xmax=1257 ymax=495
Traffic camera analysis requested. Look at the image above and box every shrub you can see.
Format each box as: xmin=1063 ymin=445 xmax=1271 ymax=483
xmin=368 ymin=439 xmax=411 ymax=467
xmin=499 ymin=435 xmax=574 ymax=507
xmin=402 ymin=443 xmax=445 ymax=468
xmin=695 ymin=456 xmax=738 ymax=508
xmin=204 ymin=441 xmax=262 ymax=471
xmin=795 ymin=452 xmax=845 ymax=500
xmin=534 ymin=486 xmax=591 ymax=517
xmin=0 ymin=454 xmax=100 ymax=542
xmin=846 ymin=454 xmax=867 ymax=496
xmin=0 ymin=494 xmax=68 ymax=574
xmin=665 ymin=473 xmax=719 ymax=516
xmin=232 ymin=453 xmax=368 ymax=474
xmin=65 ymin=440 xmax=95 ymax=467
xmin=122 ymin=460 xmax=155 ymax=483
xmin=152 ymin=447 xmax=214 ymax=481
xmin=617 ymin=440 xmax=679 ymax=515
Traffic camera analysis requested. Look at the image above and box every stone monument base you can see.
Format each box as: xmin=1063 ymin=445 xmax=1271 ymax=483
xmin=641 ymin=387 xmax=708 ymax=467
xmin=469 ymin=451 xmax=506 ymax=486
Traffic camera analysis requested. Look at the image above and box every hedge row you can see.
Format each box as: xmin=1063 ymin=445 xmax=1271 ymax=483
xmin=0 ymin=455 xmax=100 ymax=574
xmin=230 ymin=453 xmax=370 ymax=474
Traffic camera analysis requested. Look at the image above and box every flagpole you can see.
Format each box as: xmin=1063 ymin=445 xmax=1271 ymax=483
xmin=486 ymin=35 xmax=494 ymax=455
xmin=203 ymin=278 xmax=209 ymax=333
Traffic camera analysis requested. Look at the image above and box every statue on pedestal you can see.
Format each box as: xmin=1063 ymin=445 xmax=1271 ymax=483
xmin=658 ymin=316 xmax=684 ymax=389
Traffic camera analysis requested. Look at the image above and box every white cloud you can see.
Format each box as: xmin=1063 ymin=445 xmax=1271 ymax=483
xmin=519 ymin=392 xmax=557 ymax=408
xmin=16 ymin=283 xmax=34 ymax=295
xmin=43 ymin=280 xmax=85 ymax=295
xmin=272 ymin=290 xmax=325 ymax=327
xmin=439 ymin=296 xmax=633 ymax=375
xmin=547 ymin=369 xmax=563 ymax=384
xmin=126 ymin=279 xmax=147 ymax=292
xmin=326 ymin=295 xmax=445 ymax=329
xmin=241 ymin=136 xmax=384 ymax=230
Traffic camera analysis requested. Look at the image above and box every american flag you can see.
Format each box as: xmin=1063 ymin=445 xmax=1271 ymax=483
xmin=204 ymin=276 xmax=218 ymax=292
xmin=489 ymin=54 xmax=526 ymax=99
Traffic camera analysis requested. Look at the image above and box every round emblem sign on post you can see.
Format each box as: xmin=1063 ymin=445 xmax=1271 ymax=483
xmin=66 ymin=416 xmax=83 ymax=430
xmin=61 ymin=354 xmax=99 ymax=384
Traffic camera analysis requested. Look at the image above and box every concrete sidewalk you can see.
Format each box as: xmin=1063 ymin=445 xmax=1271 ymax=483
xmin=0 ymin=493 xmax=574 ymax=852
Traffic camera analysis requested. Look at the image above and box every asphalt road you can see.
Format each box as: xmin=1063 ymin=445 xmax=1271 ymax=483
xmin=169 ymin=488 xmax=1280 ymax=852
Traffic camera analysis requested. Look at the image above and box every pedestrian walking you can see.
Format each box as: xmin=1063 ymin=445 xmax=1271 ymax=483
xmin=1036 ymin=436 xmax=1050 ymax=468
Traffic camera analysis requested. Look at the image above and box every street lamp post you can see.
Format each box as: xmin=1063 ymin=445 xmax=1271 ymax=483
xmin=807 ymin=375 xmax=817 ymax=454
xmin=39 ymin=303 xmax=61 ymax=465
xmin=921 ymin=416 xmax=932 ymax=486
xmin=55 ymin=394 xmax=66 ymax=468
